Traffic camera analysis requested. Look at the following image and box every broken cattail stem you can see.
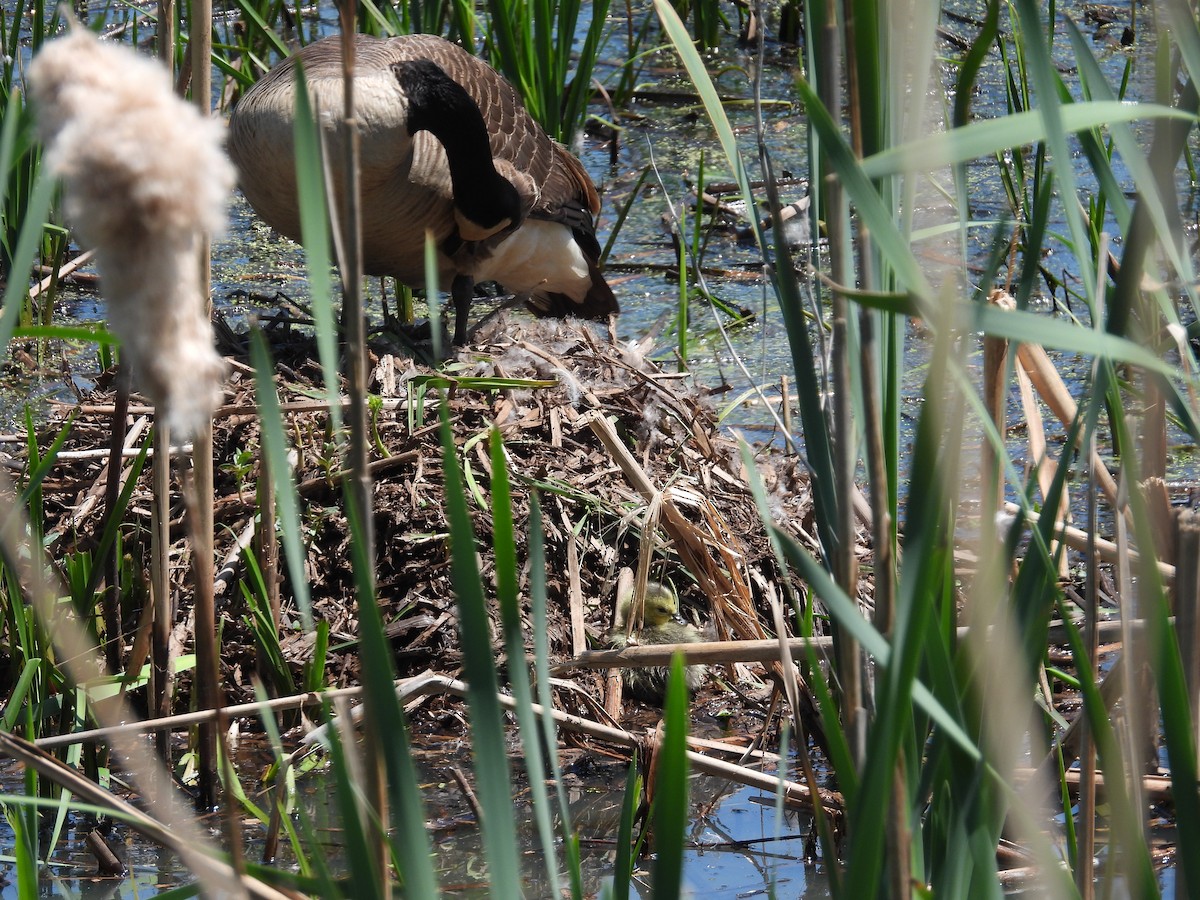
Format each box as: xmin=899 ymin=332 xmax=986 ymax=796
xmin=85 ymin=828 xmax=126 ymax=877
xmin=556 ymin=616 xmax=1145 ymax=672
xmin=1003 ymin=501 xmax=1175 ymax=581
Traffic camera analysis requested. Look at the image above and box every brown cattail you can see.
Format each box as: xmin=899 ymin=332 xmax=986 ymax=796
xmin=28 ymin=23 xmax=234 ymax=439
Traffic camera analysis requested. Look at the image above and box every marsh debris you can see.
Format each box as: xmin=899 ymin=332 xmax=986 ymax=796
xmin=14 ymin=315 xmax=872 ymax=751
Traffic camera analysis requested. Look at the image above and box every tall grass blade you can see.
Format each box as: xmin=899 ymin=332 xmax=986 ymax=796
xmin=0 ymin=172 xmax=54 ymax=350
xmin=324 ymin=703 xmax=383 ymax=894
xmin=529 ymin=492 xmax=583 ymax=900
xmin=337 ymin=448 xmax=439 ymax=896
xmin=487 ymin=430 xmax=563 ymax=897
xmin=438 ymin=406 xmax=521 ymax=897
xmin=607 ymin=752 xmax=641 ymax=900
xmin=291 ymin=60 xmax=343 ymax=436
xmin=649 ymin=655 xmax=689 ymax=899
xmin=249 ymin=329 xmax=313 ymax=631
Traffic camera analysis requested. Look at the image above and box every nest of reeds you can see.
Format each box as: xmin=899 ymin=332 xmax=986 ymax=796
xmin=27 ymin=313 xmax=869 ymax=737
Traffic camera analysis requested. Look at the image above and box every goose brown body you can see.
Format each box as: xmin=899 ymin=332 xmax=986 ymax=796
xmin=227 ymin=33 xmax=617 ymax=343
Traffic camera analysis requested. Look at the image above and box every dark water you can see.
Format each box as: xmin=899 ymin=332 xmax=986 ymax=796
xmin=0 ymin=747 xmax=826 ymax=898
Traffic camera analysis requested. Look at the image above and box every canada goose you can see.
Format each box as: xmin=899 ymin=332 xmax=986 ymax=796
xmin=227 ymin=33 xmax=618 ymax=345
xmin=608 ymin=582 xmax=707 ymax=704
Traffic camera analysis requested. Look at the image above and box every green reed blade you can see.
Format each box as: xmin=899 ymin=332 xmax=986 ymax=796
xmin=528 ymin=492 xmax=584 ymax=899
xmin=0 ymin=171 xmax=53 ymax=350
xmin=488 ymin=429 xmax=564 ymax=898
xmin=291 ymin=60 xmax=343 ymax=437
xmin=608 ymin=750 xmax=641 ymax=900
xmin=650 ymin=655 xmax=690 ymax=899
xmin=249 ymin=329 xmax=313 ymax=632
xmin=338 ymin=467 xmax=440 ymax=897
xmin=439 ymin=406 xmax=521 ymax=899
xmin=323 ymin=702 xmax=383 ymax=895
xmin=222 ymin=0 xmax=291 ymax=59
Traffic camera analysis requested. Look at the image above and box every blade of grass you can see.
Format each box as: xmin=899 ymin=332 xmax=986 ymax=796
xmin=488 ymin=430 xmax=564 ymax=898
xmin=608 ymin=750 xmax=641 ymax=900
xmin=0 ymin=172 xmax=54 ymax=350
xmin=291 ymin=59 xmax=343 ymax=436
xmin=529 ymin=492 xmax=583 ymax=900
xmin=649 ymin=655 xmax=689 ymax=899
xmin=439 ymin=406 xmax=521 ymax=898
xmin=249 ymin=329 xmax=313 ymax=632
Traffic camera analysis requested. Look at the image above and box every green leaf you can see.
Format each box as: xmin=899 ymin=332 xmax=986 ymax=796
xmin=650 ymin=655 xmax=690 ymax=899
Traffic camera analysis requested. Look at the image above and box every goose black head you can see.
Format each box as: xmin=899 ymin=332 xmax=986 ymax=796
xmin=391 ymin=58 xmax=523 ymax=241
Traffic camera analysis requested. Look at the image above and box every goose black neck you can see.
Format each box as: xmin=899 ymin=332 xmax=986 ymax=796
xmin=392 ymin=58 xmax=521 ymax=233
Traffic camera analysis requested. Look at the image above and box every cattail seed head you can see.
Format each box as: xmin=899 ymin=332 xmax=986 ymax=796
xmin=29 ymin=24 xmax=235 ymax=438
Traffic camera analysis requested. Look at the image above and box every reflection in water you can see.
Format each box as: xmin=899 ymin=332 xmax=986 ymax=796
xmin=0 ymin=750 xmax=827 ymax=898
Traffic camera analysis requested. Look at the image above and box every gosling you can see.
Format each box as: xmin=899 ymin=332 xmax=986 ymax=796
xmin=608 ymin=582 xmax=706 ymax=704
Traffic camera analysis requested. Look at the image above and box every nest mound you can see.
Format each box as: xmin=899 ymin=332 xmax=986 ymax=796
xmin=29 ymin=314 xmax=837 ymax=727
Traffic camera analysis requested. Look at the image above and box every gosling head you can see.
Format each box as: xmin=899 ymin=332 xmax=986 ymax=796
xmin=617 ymin=582 xmax=680 ymax=632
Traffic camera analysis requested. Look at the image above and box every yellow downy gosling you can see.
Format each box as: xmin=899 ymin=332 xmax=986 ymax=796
xmin=608 ymin=582 xmax=706 ymax=704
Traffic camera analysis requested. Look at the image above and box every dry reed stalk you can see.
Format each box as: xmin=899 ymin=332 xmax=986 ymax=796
xmin=1014 ymin=767 xmax=1176 ymax=804
xmin=29 ymin=247 xmax=93 ymax=299
xmin=34 ymin=684 xmax=371 ymax=750
xmin=604 ymin=567 xmax=633 ymax=719
xmin=565 ymin=508 xmax=587 ymax=657
xmin=989 ymin=290 xmax=1073 ymax=575
xmin=1016 ymin=339 xmax=1120 ymax=506
xmin=1176 ymin=508 xmax=1200 ymax=771
xmin=1015 ymin=359 xmax=1070 ymax=577
xmin=560 ymin=615 xmax=1149 ymax=673
xmin=1141 ymin=475 xmax=1174 ymax=565
xmin=1003 ymin=501 xmax=1175 ymax=581
xmin=157 ymin=0 xmax=175 ymax=65
xmin=186 ymin=0 xmax=220 ymax=815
